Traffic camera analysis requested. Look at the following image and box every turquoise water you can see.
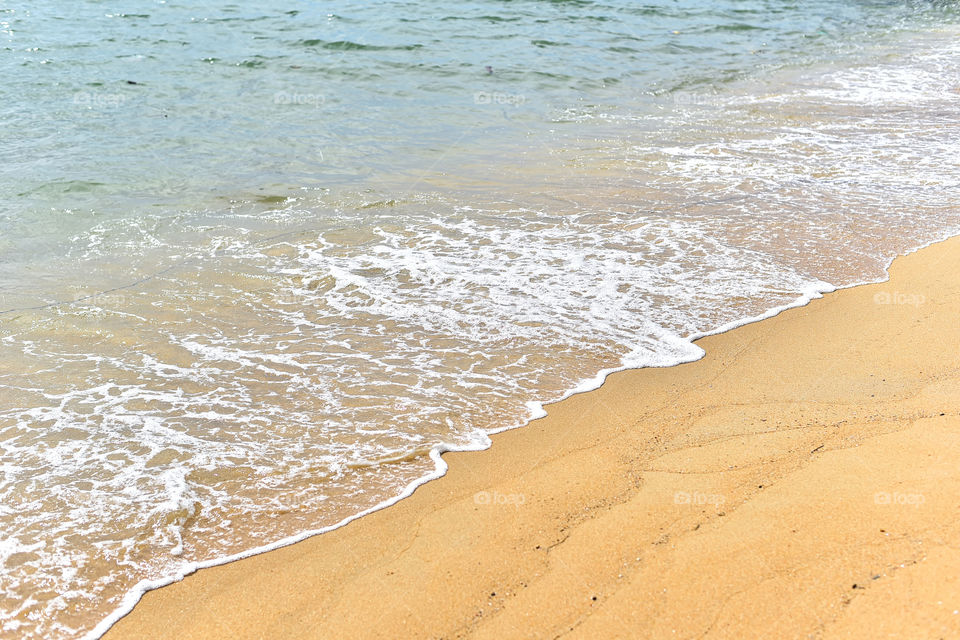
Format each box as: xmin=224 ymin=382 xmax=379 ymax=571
xmin=2 ymin=2 xmax=960 ymax=638
xmin=4 ymin=1 xmax=957 ymax=224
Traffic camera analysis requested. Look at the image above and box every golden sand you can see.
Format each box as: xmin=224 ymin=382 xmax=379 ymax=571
xmin=105 ymin=236 xmax=960 ymax=639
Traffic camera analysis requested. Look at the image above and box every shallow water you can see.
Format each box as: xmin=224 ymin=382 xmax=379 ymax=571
xmin=2 ymin=2 xmax=960 ymax=637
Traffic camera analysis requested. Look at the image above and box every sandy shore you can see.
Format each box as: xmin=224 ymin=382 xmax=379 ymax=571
xmin=105 ymin=236 xmax=960 ymax=639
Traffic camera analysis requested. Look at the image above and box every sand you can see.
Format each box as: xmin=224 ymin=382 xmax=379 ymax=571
xmin=104 ymin=236 xmax=960 ymax=639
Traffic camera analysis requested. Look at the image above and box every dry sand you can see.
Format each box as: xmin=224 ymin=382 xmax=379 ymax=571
xmin=105 ymin=236 xmax=960 ymax=639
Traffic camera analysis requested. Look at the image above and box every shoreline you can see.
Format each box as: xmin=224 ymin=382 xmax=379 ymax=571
xmin=101 ymin=234 xmax=960 ymax=639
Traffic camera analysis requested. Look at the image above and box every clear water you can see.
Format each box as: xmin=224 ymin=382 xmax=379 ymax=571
xmin=2 ymin=1 xmax=960 ymax=637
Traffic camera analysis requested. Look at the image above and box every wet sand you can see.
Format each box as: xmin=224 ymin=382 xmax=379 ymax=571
xmin=104 ymin=235 xmax=960 ymax=639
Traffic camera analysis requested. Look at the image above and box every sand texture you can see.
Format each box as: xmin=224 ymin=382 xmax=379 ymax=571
xmin=105 ymin=236 xmax=960 ymax=639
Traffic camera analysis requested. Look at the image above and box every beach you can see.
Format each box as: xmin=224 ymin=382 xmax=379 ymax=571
xmin=100 ymin=235 xmax=960 ymax=638
xmin=5 ymin=4 xmax=960 ymax=637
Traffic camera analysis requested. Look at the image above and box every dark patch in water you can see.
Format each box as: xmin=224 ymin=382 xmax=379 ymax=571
xmin=532 ymin=39 xmax=569 ymax=47
xmin=18 ymin=181 xmax=108 ymax=197
xmin=256 ymin=195 xmax=290 ymax=205
xmin=705 ymin=23 xmax=765 ymax=33
xmin=440 ymin=15 xmax=522 ymax=23
xmin=298 ymin=39 xmax=423 ymax=52
xmin=359 ymin=199 xmax=398 ymax=209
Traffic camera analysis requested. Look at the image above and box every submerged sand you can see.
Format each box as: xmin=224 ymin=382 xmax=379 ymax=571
xmin=105 ymin=236 xmax=960 ymax=639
